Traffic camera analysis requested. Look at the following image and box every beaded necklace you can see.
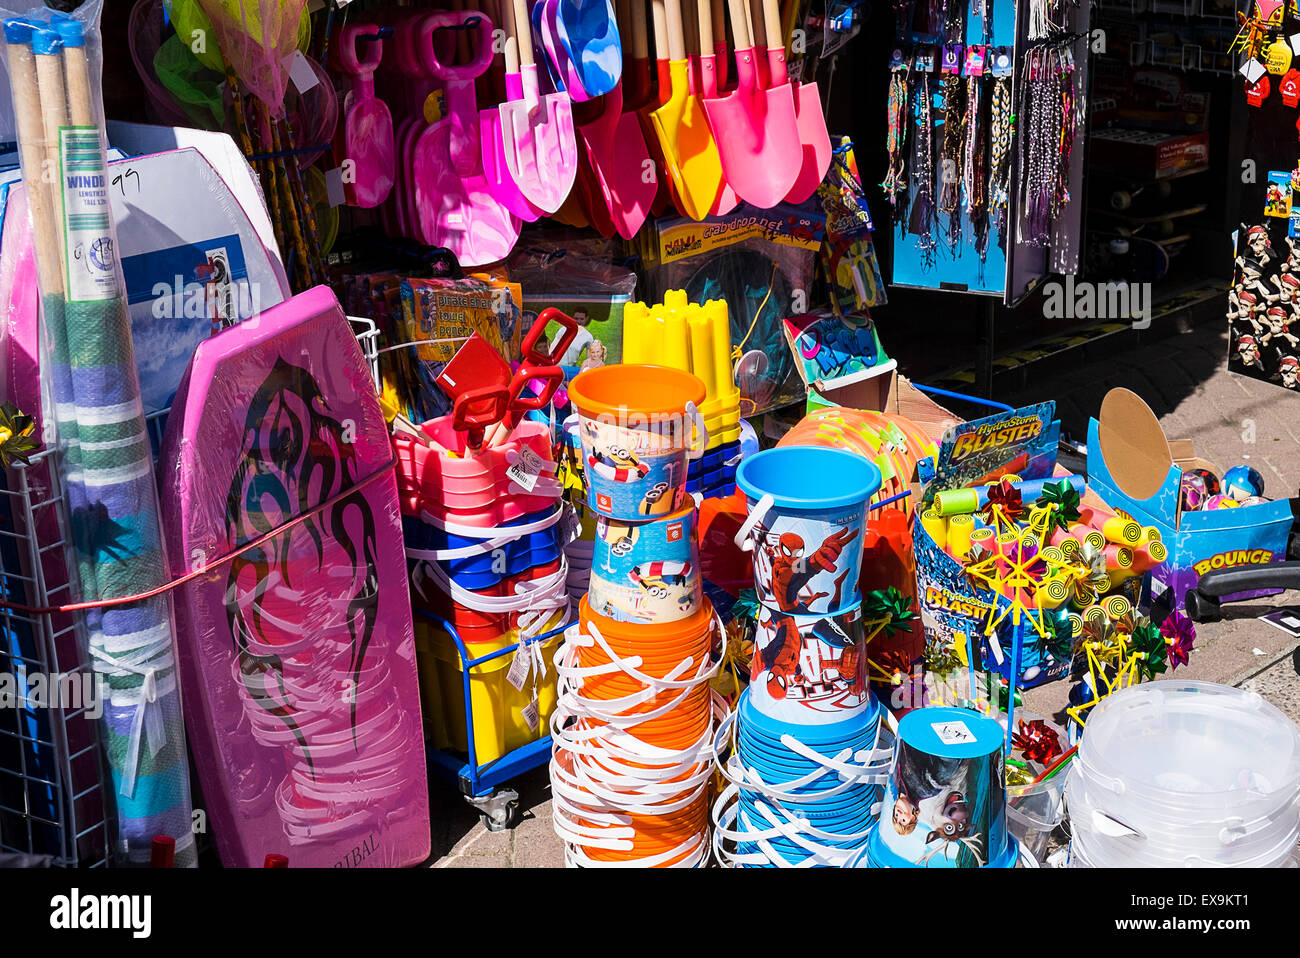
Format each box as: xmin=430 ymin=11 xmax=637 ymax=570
xmin=883 ymin=65 xmax=911 ymax=215
xmin=988 ymin=75 xmax=1013 ymax=237
xmin=909 ymin=72 xmax=938 ymax=263
xmin=963 ymin=74 xmax=990 ymax=260
xmin=939 ymin=75 xmax=967 ymax=250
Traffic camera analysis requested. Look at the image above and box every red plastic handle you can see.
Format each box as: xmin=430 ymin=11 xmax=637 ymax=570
xmin=453 ymin=385 xmax=510 ymax=447
xmin=508 ymin=364 xmax=565 ymax=418
xmin=525 ymin=307 xmax=580 ymax=365
xmin=420 ymin=9 xmax=496 ymax=81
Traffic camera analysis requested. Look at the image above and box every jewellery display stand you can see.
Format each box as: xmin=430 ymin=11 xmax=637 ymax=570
xmin=885 ymin=0 xmax=1090 ymax=304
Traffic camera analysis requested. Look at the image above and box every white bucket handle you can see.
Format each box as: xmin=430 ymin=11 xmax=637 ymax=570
xmin=410 ymin=506 xmax=563 ymax=560
xmin=685 ymin=401 xmax=709 ymax=460
xmin=733 ymin=493 xmax=775 ymax=552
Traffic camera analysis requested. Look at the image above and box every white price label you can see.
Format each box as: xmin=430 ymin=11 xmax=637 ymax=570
xmin=932 ymin=720 xmax=976 ymax=746
xmin=505 ymin=646 xmax=532 ymax=692
xmin=506 ymin=447 xmax=548 ymax=492
xmin=521 ymin=698 xmax=540 ymax=733
xmin=288 ymin=50 xmax=321 ymax=94
xmin=60 ymin=127 xmax=117 ymax=303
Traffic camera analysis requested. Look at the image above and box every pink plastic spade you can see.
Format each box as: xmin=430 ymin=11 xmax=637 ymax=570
xmin=338 ymin=25 xmax=395 ymax=208
xmin=412 ymin=9 xmax=521 ymax=265
xmin=388 ymin=11 xmax=439 ymax=239
xmin=480 ymin=18 xmax=547 ymax=222
xmin=497 ymin=0 xmax=579 ymax=214
xmin=757 ymin=0 xmax=829 ymax=202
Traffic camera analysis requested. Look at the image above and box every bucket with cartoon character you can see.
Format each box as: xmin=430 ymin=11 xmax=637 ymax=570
xmin=735 ymin=447 xmax=881 ymax=616
xmin=569 ymin=364 xmax=708 ymax=521
xmin=866 ymin=706 xmax=1014 ymax=868
xmin=588 ymin=505 xmax=701 ymax=624
xmin=747 ymin=595 xmax=870 ymax=725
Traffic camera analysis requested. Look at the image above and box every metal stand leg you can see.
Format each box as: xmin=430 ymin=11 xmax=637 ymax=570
xmin=975 ymin=298 xmax=997 ymax=400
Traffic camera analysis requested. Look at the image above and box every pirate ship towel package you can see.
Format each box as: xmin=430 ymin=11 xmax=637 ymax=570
xmin=866 ymin=707 xmax=1015 ymax=868
xmin=158 ymin=286 xmax=430 ymax=868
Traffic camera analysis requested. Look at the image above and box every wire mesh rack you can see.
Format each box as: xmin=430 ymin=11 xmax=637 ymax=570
xmin=0 ymin=313 xmax=383 ymax=867
xmin=0 ymin=448 xmax=111 ymax=867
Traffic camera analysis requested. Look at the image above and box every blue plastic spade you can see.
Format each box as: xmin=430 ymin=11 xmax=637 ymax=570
xmin=551 ymin=0 xmax=622 ymax=100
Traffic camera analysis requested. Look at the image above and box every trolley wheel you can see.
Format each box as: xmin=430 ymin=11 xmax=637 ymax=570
xmin=480 ymin=800 xmax=520 ymax=833
xmin=465 ymin=788 xmax=521 ymax=832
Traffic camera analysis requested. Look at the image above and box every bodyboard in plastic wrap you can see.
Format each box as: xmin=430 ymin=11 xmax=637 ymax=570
xmin=158 ymin=285 xmax=429 ymax=868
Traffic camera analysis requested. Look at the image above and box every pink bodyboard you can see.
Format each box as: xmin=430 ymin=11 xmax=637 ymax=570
xmin=158 ymin=285 xmax=430 ymax=868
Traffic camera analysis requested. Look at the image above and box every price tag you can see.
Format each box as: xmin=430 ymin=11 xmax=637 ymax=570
xmin=521 ymin=698 xmax=540 ymax=733
xmin=932 ymin=720 xmax=976 ymax=745
xmin=506 ymin=646 xmax=532 ymax=692
xmin=287 ymin=50 xmax=320 ymax=95
xmin=323 ymin=167 xmax=346 ymax=207
xmin=506 ymin=447 xmax=549 ymax=492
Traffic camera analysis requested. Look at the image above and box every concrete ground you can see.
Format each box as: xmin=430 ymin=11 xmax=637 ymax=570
xmin=429 ymin=316 xmax=1300 ymax=867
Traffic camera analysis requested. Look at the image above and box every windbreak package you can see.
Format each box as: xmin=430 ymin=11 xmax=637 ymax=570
xmin=2 ymin=0 xmax=196 ymax=866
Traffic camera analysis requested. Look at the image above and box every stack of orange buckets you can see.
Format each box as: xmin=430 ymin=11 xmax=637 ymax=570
xmin=550 ymin=363 xmax=726 ymax=867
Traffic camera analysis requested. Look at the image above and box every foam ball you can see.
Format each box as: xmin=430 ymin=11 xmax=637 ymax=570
xmin=1223 ymin=465 xmax=1265 ymax=501
xmin=1179 ymin=471 xmax=1206 ymax=511
xmin=1205 ymin=494 xmax=1241 ymax=511
xmin=1187 ymin=468 xmax=1220 ymax=497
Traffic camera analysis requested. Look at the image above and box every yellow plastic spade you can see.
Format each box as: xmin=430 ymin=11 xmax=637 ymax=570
xmin=650 ymin=0 xmax=724 ymax=219
xmin=673 ymin=0 xmax=736 ymax=219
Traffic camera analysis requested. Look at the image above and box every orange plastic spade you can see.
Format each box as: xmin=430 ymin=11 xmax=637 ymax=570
xmin=702 ymin=0 xmax=801 ymax=209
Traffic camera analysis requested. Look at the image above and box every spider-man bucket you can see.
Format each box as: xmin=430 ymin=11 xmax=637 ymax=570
xmin=569 ymin=365 xmax=708 ymax=521
xmin=865 ymin=707 xmax=1015 ymax=869
xmin=588 ymin=505 xmax=701 ymax=625
xmin=735 ymin=448 xmax=881 ymax=616
xmin=747 ymin=595 xmax=870 ymax=725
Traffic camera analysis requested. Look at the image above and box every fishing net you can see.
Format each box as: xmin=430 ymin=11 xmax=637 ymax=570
xmin=192 ymin=0 xmax=308 ymax=114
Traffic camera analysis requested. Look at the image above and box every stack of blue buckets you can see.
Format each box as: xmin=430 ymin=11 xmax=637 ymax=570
xmin=713 ymin=446 xmax=890 ymax=867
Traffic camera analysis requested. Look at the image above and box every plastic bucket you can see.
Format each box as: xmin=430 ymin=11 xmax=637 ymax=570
xmin=588 ymin=506 xmax=702 ymax=624
xmin=870 ymin=706 xmax=1010 ymax=868
xmin=569 ymin=364 xmax=707 ymax=520
xmin=747 ymin=595 xmax=869 ymax=725
xmin=394 ymin=419 xmax=558 ymax=524
xmin=735 ymin=447 xmax=881 ymax=615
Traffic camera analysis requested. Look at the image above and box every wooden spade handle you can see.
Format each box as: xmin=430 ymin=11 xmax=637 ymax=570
xmin=711 ymin=0 xmax=726 ymax=50
xmin=726 ymin=0 xmax=751 ymax=48
xmin=631 ymin=0 xmax=649 ymax=59
xmin=664 ymin=0 xmax=685 ymax=62
xmin=697 ymin=0 xmax=713 ymax=50
xmin=512 ymin=0 xmax=534 ymax=68
xmin=760 ymin=0 xmax=782 ymax=52
xmin=500 ymin=0 xmax=520 ymax=74
xmin=651 ymin=0 xmax=668 ymax=60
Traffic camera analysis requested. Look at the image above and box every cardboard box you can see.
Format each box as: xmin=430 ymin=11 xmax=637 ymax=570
xmin=1088 ymin=128 xmax=1210 ymax=178
xmin=1085 ymin=389 xmax=1292 ymax=614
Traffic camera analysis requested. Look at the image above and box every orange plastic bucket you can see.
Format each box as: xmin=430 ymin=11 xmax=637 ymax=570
xmin=568 ymin=364 xmax=707 ymax=520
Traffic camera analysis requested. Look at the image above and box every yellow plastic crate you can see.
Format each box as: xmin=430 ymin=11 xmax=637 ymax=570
xmin=414 ymin=620 xmax=562 ymax=766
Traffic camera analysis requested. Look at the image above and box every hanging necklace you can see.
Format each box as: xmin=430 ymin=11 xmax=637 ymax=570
xmin=909 ymin=72 xmax=938 ymax=264
xmin=939 ymin=74 xmax=966 ymax=251
xmin=883 ymin=65 xmax=911 ymax=216
xmin=964 ymin=73 xmax=990 ymax=260
xmin=988 ymin=75 xmax=1013 ymax=239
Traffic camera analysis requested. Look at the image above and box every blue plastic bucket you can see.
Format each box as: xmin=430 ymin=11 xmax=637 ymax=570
xmin=402 ymin=509 xmax=562 ymax=589
xmin=736 ymin=447 xmax=881 ymax=615
xmin=569 ymin=364 xmax=707 ymax=520
xmin=868 ymin=706 xmax=1010 ymax=868
xmin=748 ymin=594 xmax=870 ymax=725
xmin=588 ymin=505 xmax=701 ymax=624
